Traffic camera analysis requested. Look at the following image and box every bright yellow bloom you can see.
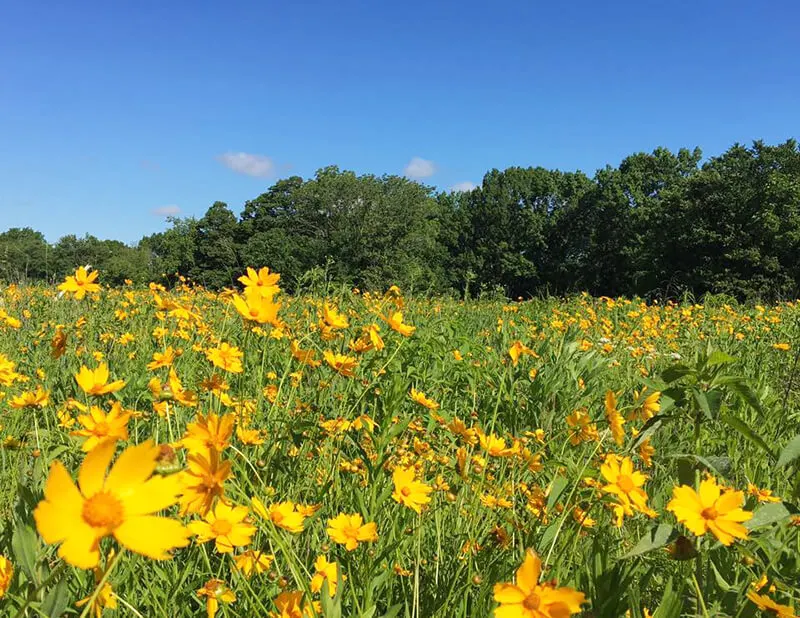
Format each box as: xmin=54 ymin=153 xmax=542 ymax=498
xmin=181 ymin=412 xmax=235 ymax=458
xmin=493 ymin=549 xmax=585 ymax=618
xmin=747 ymin=591 xmax=797 ymax=618
xmin=480 ymin=432 xmax=519 ymax=457
xmin=74 ymin=363 xmax=126 ymax=396
xmin=206 ymin=342 xmax=244 ymax=373
xmin=604 ymin=390 xmax=625 ymax=445
xmin=238 ymin=267 xmax=281 ymax=298
xmin=600 ymin=454 xmax=653 ymax=516
xmin=51 ymin=328 xmax=68 ymax=358
xmin=9 ymin=385 xmax=49 ymax=409
xmin=748 ymin=483 xmax=781 ymax=503
xmin=326 ymin=513 xmax=378 ymax=551
xmin=270 ymin=591 xmax=320 ymax=618
xmin=410 ymin=388 xmax=439 ymax=410
xmin=33 ymin=440 xmax=190 ymax=569
xmin=386 ymin=311 xmax=415 ymax=336
xmin=233 ymin=550 xmax=274 ymax=578
xmin=0 ymin=353 xmax=21 ymax=386
xmin=189 ymin=502 xmax=256 ymax=553
xmin=391 ymin=466 xmax=432 ymax=513
xmin=0 ymin=555 xmax=12 ymax=598
xmin=147 ymin=346 xmax=177 ymax=370
xmin=251 ymin=498 xmax=307 ymax=533
xmin=322 ymin=304 xmax=349 ymax=329
xmin=290 ymin=340 xmax=321 ymax=367
xmin=323 ymin=350 xmax=358 ymax=377
xmin=71 ymin=401 xmax=132 ymax=452
xmin=508 ymin=341 xmax=534 ymax=366
xmin=667 ymin=477 xmax=753 ymax=546
xmin=179 ymin=451 xmax=232 ymax=516
xmin=197 ymin=578 xmax=236 ymax=618
xmin=773 ymin=343 xmax=791 ymax=351
xmin=232 ymin=288 xmax=281 ymax=325
xmin=58 ymin=266 xmax=101 ymax=299
xmin=565 ymin=409 xmax=598 ymax=445
xmin=311 ymin=555 xmax=346 ymax=595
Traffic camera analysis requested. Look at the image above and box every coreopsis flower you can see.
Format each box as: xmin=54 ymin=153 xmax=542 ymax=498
xmin=322 ymin=304 xmax=349 ymax=330
xmin=364 ymin=324 xmax=384 ymax=351
xmin=630 ymin=388 xmax=660 ymax=421
xmin=290 ymin=340 xmax=321 ymax=368
xmin=147 ymin=346 xmax=177 ymax=370
xmin=238 ymin=267 xmax=281 ymax=298
xmin=565 ymin=409 xmax=599 ymax=445
xmin=205 ymin=342 xmax=244 ymax=374
xmin=747 ymin=483 xmax=781 ymax=503
xmin=385 ymin=311 xmax=415 ymax=336
xmin=667 ymin=477 xmax=752 ymax=545
xmin=391 ymin=466 xmax=432 ymax=513
xmin=74 ymin=363 xmax=126 ymax=396
xmin=58 ymin=266 xmax=100 ymax=299
xmin=33 ymin=440 xmax=190 ymax=569
xmin=9 ymin=385 xmax=49 ymax=409
xmin=747 ymin=591 xmax=797 ymax=618
xmin=604 ymin=391 xmax=625 ymax=445
xmin=638 ymin=438 xmax=655 ymax=466
xmin=251 ymin=498 xmax=307 ymax=533
xmin=493 ymin=549 xmax=585 ymax=618
xmin=179 ymin=451 xmax=232 ymax=515
xmin=270 ymin=591 xmax=320 ymax=618
xmin=75 ymin=550 xmax=118 ymax=617
xmin=0 ymin=353 xmax=20 ymax=386
xmin=323 ymin=351 xmax=358 ymax=377
xmin=71 ymin=401 xmax=132 ymax=452
xmin=233 ymin=550 xmax=274 ymax=578
xmin=773 ymin=343 xmax=791 ymax=352
xmin=410 ymin=388 xmax=439 ymax=410
xmin=326 ymin=513 xmax=378 ymax=551
xmin=189 ymin=502 xmax=256 ymax=553
xmin=168 ymin=368 xmax=198 ymax=407
xmin=237 ymin=425 xmax=266 ymax=445
xmin=181 ymin=412 xmax=235 ymax=457
xmin=311 ymin=555 xmax=345 ymax=595
xmin=0 ymin=555 xmax=12 ymax=598
xmin=480 ymin=432 xmax=519 ymax=457
xmin=197 ymin=578 xmax=236 ymax=618
xmin=508 ymin=341 xmax=534 ymax=366
xmin=600 ymin=454 xmax=654 ymax=517
xmin=232 ymin=288 xmax=281 ymax=325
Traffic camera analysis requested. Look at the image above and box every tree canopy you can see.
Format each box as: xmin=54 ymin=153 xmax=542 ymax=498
xmin=5 ymin=139 xmax=800 ymax=300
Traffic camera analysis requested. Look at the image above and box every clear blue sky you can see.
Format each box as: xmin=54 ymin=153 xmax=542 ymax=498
xmin=1 ymin=0 xmax=798 ymax=244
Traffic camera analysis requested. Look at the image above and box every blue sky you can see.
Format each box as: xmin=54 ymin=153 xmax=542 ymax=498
xmin=1 ymin=0 xmax=798 ymax=244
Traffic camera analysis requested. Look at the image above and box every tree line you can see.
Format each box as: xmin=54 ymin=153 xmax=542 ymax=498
xmin=3 ymin=139 xmax=800 ymax=300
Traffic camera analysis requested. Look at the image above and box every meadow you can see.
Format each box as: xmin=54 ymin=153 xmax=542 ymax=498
xmin=0 ymin=266 xmax=798 ymax=618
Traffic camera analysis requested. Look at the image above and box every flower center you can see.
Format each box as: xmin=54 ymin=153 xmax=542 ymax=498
xmin=211 ymin=519 xmax=233 ymax=536
xmin=272 ymin=510 xmax=284 ymax=523
xmin=94 ymin=421 xmax=110 ymax=436
xmin=617 ymin=475 xmax=635 ymax=493
xmin=401 ymin=487 xmax=412 ymax=497
xmin=523 ymin=592 xmax=541 ymax=610
xmin=701 ymin=506 xmax=719 ymax=520
xmin=82 ymin=491 xmax=124 ymax=529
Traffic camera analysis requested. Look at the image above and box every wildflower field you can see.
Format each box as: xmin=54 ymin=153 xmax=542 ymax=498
xmin=0 ymin=267 xmax=799 ymax=618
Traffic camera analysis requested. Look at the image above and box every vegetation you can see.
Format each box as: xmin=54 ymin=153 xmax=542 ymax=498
xmin=0 ymin=267 xmax=798 ymax=617
xmin=3 ymin=139 xmax=800 ymax=300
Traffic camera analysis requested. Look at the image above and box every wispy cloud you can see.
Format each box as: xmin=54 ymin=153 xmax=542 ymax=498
xmin=403 ymin=156 xmax=437 ymax=179
xmin=450 ymin=181 xmax=476 ymax=192
xmin=152 ymin=205 xmax=181 ymax=217
xmin=217 ymin=152 xmax=276 ymax=177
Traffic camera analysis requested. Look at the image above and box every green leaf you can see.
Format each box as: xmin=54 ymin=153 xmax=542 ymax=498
xmin=709 ymin=559 xmax=733 ymax=592
xmin=717 ymin=376 xmax=765 ymax=415
xmin=706 ymin=350 xmax=738 ymax=367
xmin=721 ymin=413 xmax=775 ymax=460
xmin=622 ymin=523 xmax=674 ymax=559
xmin=11 ymin=516 xmax=39 ymax=582
xmin=777 ymin=434 xmax=800 ymax=468
xmin=652 ymin=577 xmax=683 ymax=618
xmin=41 ymin=577 xmax=70 ymax=617
xmin=547 ymin=476 xmax=569 ymax=511
xmin=662 ymin=364 xmax=694 ymax=384
xmin=746 ymin=502 xmax=790 ymax=529
xmin=629 ymin=414 xmax=674 ymax=451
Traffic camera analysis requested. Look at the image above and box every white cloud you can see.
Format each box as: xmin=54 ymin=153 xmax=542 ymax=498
xmin=217 ymin=152 xmax=276 ymax=177
xmin=152 ymin=205 xmax=181 ymax=217
xmin=450 ymin=181 xmax=476 ymax=192
xmin=403 ymin=156 xmax=437 ymax=179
